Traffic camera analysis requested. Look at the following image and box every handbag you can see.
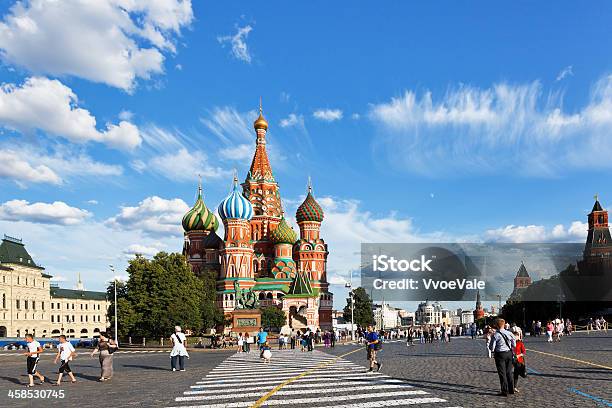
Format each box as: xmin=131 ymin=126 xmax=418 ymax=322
xmin=500 ymin=332 xmax=517 ymax=365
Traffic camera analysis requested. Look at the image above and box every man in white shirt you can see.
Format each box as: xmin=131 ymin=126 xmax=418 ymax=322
xmin=23 ymin=334 xmax=45 ymax=387
xmin=53 ymin=335 xmax=77 ymax=385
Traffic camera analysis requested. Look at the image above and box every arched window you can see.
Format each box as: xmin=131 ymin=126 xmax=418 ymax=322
xmin=1 ymin=293 xmax=5 ymax=309
xmin=259 ymin=292 xmax=265 ymax=300
xmin=266 ymin=292 xmax=273 ymax=300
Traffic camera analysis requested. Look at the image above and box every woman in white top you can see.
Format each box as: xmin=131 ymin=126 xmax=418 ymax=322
xmin=237 ymin=332 xmax=244 ymax=353
xmin=170 ymin=326 xmax=189 ymax=371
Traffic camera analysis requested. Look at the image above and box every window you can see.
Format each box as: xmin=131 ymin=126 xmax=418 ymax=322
xmin=16 ymin=299 xmax=20 ymax=309
xmin=80 ymin=316 xmax=83 ymax=322
xmin=51 ymin=315 xmax=54 ymax=323
xmin=80 ymin=304 xmax=83 ymax=310
xmin=72 ymin=304 xmax=74 ymax=310
xmin=32 ymin=301 xmax=35 ymax=310
xmin=51 ymin=303 xmax=54 ymax=310
xmin=24 ymin=300 xmax=28 ymax=310
xmin=1 ymin=293 xmax=5 ymax=309
xmin=41 ymin=302 xmax=44 ymax=311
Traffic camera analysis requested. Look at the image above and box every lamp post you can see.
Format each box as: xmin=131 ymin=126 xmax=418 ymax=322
xmin=109 ymin=265 xmax=118 ymax=345
xmin=345 ymin=269 xmax=355 ymax=341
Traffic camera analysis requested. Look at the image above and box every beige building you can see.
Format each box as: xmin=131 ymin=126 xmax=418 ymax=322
xmin=0 ymin=235 xmax=109 ymax=338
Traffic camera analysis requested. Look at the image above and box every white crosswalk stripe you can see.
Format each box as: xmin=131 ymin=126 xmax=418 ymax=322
xmin=167 ymin=349 xmax=461 ymax=408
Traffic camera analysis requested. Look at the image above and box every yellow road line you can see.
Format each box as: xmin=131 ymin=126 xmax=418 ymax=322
xmin=526 ymin=348 xmax=612 ymax=370
xmin=250 ymin=347 xmax=364 ymax=408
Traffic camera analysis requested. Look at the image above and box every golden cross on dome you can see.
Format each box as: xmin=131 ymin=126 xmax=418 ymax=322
xmin=307 ymin=176 xmax=312 ymax=194
xmin=259 ymin=96 xmax=263 ymax=114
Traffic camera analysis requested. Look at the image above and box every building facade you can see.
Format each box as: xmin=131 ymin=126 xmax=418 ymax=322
xmin=182 ymin=105 xmax=333 ymax=331
xmin=0 ymin=235 xmax=109 ymax=338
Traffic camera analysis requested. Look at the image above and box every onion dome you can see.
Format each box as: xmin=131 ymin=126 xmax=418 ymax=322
xmin=270 ymin=217 xmax=297 ymax=245
xmin=182 ymin=184 xmax=219 ymax=232
xmin=254 ymin=98 xmax=268 ymax=130
xmin=296 ymin=180 xmax=324 ymax=223
xmin=218 ymin=176 xmax=254 ymax=221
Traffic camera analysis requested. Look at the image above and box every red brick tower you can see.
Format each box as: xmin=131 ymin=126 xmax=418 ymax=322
xmin=241 ymin=101 xmax=282 ymax=278
xmin=513 ymin=261 xmax=532 ymax=290
xmin=473 ymin=289 xmax=485 ymax=320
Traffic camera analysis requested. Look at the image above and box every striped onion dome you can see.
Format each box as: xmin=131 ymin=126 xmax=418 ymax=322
xmin=296 ymin=182 xmax=324 ymax=223
xmin=270 ymin=217 xmax=297 ymax=245
xmin=218 ymin=176 xmax=254 ymax=221
xmin=182 ymin=184 xmax=219 ymax=232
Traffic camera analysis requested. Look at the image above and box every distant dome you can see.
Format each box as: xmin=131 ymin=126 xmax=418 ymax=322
xmin=296 ymin=185 xmax=324 ymax=223
xmin=270 ymin=217 xmax=297 ymax=245
xmin=218 ymin=177 xmax=254 ymax=221
xmin=182 ymin=185 xmax=219 ymax=232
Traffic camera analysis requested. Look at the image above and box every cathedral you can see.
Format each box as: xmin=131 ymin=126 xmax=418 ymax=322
xmin=181 ymin=104 xmax=333 ymax=331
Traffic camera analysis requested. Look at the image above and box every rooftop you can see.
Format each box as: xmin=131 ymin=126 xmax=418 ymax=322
xmin=0 ymin=235 xmax=44 ymax=269
xmin=50 ymin=287 xmax=107 ymax=301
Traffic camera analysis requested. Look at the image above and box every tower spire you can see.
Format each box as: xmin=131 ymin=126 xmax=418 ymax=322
xmin=197 ymin=173 xmax=202 ymax=197
xmin=76 ymin=272 xmax=84 ymax=291
xmin=307 ymin=176 xmax=312 ymax=194
xmin=259 ymin=96 xmax=263 ymax=114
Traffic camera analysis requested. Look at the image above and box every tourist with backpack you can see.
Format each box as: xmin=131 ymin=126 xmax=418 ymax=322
xmin=170 ymin=326 xmax=189 ymax=372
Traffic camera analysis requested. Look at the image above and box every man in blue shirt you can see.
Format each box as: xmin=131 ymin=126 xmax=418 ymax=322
xmin=488 ymin=318 xmax=517 ymax=396
xmin=257 ymin=328 xmax=268 ymax=350
xmin=365 ymin=325 xmax=382 ymax=372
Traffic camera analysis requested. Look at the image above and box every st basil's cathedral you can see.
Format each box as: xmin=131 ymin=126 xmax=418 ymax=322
xmin=181 ymin=104 xmax=333 ymax=331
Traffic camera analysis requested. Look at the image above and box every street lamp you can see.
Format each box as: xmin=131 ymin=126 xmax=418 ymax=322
xmin=109 ymin=265 xmax=118 ymax=344
xmin=345 ymin=269 xmax=355 ymax=341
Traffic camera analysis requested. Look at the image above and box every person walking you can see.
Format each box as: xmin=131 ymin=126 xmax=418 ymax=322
xmin=512 ymin=327 xmax=527 ymax=393
xmin=237 ymin=332 xmax=244 ymax=353
xmin=257 ymin=328 xmax=268 ymax=351
xmin=53 ymin=335 xmax=77 ymax=385
xmin=170 ymin=326 xmax=189 ymax=371
xmin=365 ymin=324 xmax=382 ymax=373
xmin=546 ymin=321 xmax=554 ymax=343
xmin=91 ymin=332 xmax=117 ymax=381
xmin=488 ymin=318 xmax=516 ymax=397
xmin=23 ymin=333 xmax=45 ymax=387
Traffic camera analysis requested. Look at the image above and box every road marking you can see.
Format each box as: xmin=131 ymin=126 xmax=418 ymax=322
xmin=568 ymin=388 xmax=612 ymax=407
xmin=526 ymin=348 xmax=612 ymax=370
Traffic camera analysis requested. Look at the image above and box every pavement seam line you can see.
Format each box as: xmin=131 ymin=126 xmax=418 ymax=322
xmin=526 ymin=348 xmax=612 ymax=370
xmin=250 ymin=347 xmax=363 ymax=408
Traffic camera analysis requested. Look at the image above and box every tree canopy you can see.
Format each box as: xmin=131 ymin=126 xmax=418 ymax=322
xmin=261 ymin=306 xmax=287 ymax=330
xmin=343 ymin=287 xmax=374 ymax=328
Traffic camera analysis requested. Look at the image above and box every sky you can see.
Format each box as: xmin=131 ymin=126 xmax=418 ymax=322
xmin=0 ymin=1 xmax=611 ymax=312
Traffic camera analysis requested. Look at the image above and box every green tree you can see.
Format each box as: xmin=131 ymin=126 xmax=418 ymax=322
xmin=106 ymin=280 xmax=138 ymax=337
xmin=343 ymin=287 xmax=374 ymax=328
xmin=198 ymin=268 xmax=225 ymax=330
xmin=261 ymin=306 xmax=287 ymax=330
xmin=126 ymin=252 xmax=204 ymax=338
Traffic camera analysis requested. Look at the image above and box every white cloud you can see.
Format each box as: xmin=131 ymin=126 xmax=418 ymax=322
xmin=0 ymin=149 xmax=61 ymax=185
xmin=556 ymin=65 xmax=574 ymax=81
xmin=313 ymin=109 xmax=343 ymax=122
xmin=217 ymin=25 xmax=253 ymax=63
xmin=149 ymin=148 xmax=228 ymax=181
xmin=219 ymin=144 xmax=252 ymax=161
xmin=123 ymin=243 xmax=162 ymax=258
xmin=280 ymin=92 xmax=290 ymax=103
xmin=0 ymin=199 xmax=91 ymax=225
xmin=279 ymin=113 xmax=305 ymax=128
xmin=0 ymin=0 xmax=193 ymax=90
xmin=118 ymin=110 xmax=134 ymax=121
xmin=369 ymin=75 xmax=612 ymax=176
xmin=105 ymin=195 xmax=189 ymax=237
xmin=0 ymin=145 xmax=122 ymax=186
xmin=0 ymin=77 xmax=141 ymax=149
xmin=484 ymin=221 xmax=587 ymax=243
xmin=137 ymin=126 xmax=228 ymax=181
xmin=87 ymin=200 xmax=99 ymax=205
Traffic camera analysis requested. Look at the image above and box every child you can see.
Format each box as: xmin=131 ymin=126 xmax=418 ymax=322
xmin=23 ymin=334 xmax=45 ymax=387
xmin=53 ymin=335 xmax=77 ymax=385
xmin=261 ymin=342 xmax=272 ymax=363
xmin=512 ymin=327 xmax=527 ymax=393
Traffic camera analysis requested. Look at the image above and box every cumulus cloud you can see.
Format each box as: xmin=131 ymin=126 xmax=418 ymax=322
xmin=105 ymin=196 xmax=189 ymax=236
xmin=0 ymin=199 xmax=91 ymax=225
xmin=218 ymin=144 xmax=252 ymax=161
xmin=484 ymin=221 xmax=588 ymax=243
xmin=369 ymin=75 xmax=612 ymax=176
xmin=313 ymin=109 xmax=343 ymax=122
xmin=217 ymin=25 xmax=253 ymax=63
xmin=0 ymin=77 xmax=141 ymax=149
xmin=0 ymin=0 xmax=193 ymax=90
xmin=123 ymin=243 xmax=162 ymax=258
xmin=0 ymin=149 xmax=61 ymax=185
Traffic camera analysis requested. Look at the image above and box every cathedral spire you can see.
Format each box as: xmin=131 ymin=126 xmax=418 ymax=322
xmin=76 ymin=272 xmax=84 ymax=291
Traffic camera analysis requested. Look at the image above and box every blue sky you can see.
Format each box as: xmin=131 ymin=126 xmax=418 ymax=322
xmin=0 ymin=1 xmax=611 ymax=311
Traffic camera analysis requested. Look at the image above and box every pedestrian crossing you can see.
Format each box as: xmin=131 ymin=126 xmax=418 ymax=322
xmin=168 ymin=349 xmax=461 ymax=408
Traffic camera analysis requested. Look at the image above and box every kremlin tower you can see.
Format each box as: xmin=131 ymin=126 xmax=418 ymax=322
xmin=181 ymin=101 xmax=333 ymax=331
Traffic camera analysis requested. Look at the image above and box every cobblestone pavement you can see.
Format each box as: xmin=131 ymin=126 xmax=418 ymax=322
xmin=325 ymin=332 xmax=612 ymax=408
xmin=0 ymin=332 xmax=609 ymax=407
xmin=0 ymin=349 xmax=232 ymax=408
